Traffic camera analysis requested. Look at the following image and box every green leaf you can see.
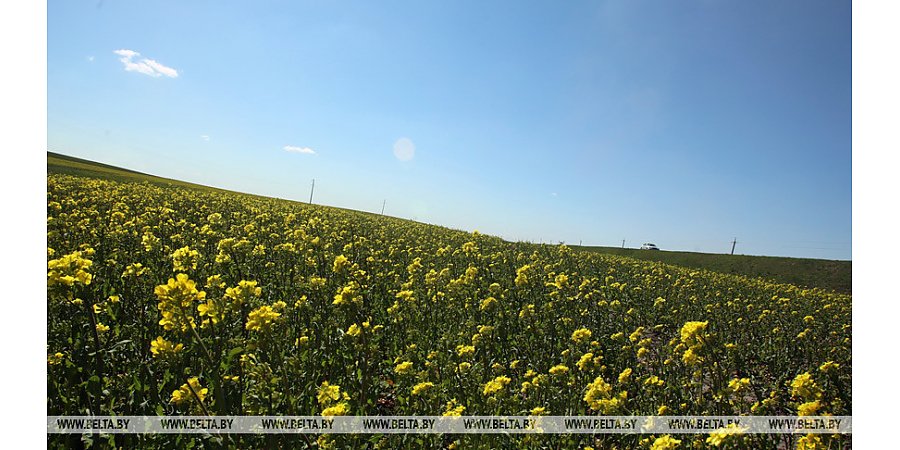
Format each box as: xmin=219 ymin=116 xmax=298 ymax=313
xmin=227 ymin=347 xmax=244 ymax=359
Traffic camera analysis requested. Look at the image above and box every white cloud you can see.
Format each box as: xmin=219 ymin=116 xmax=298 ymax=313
xmin=284 ymin=145 xmax=316 ymax=155
xmin=393 ymin=137 xmax=415 ymax=161
xmin=87 ymin=56 xmax=94 ymax=62
xmin=113 ymin=49 xmax=178 ymax=78
xmin=113 ymin=49 xmax=138 ymax=58
xmin=201 ymin=135 xmax=210 ymax=141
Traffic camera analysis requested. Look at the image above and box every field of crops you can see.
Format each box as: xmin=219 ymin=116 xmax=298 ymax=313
xmin=47 ymin=173 xmax=851 ymax=449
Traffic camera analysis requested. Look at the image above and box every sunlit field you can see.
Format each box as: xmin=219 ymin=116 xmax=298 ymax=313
xmin=47 ymin=171 xmax=851 ymax=449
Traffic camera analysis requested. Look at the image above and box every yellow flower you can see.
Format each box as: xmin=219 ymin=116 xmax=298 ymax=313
xmin=682 ymin=347 xmax=700 ymax=365
xmin=47 ymin=251 xmax=93 ymax=288
xmin=150 ymin=336 xmax=184 ymax=357
xmin=584 ymin=376 xmax=626 ymax=413
xmin=317 ymin=381 xmax=343 ymax=405
xmin=483 ymin=376 xmax=512 ymax=396
xmin=301 ymin=276 xmax=324 ymax=289
xmin=95 ymin=323 xmax=110 ymax=333
xmin=171 ymin=246 xmax=200 ymax=272
xmin=224 ymin=280 xmax=261 ymax=309
xmin=629 ymin=326 xmax=644 ymax=343
xmin=515 ymin=264 xmax=532 ymax=286
xmin=142 ymin=232 xmax=160 ymax=251
xmin=727 ymin=377 xmax=751 ymax=394
xmin=797 ymin=400 xmax=821 ymax=416
xmin=346 ymin=323 xmax=361 ymax=337
xmin=47 ymin=352 xmax=65 ymax=365
xmin=197 ymin=297 xmax=224 ymax=326
xmin=796 ymin=434 xmax=825 ymax=450
xmin=577 ymin=352 xmax=594 ymax=370
xmin=245 ymin=305 xmax=282 ymax=332
xmin=790 ymin=372 xmax=822 ymax=401
xmin=549 ymin=364 xmax=569 ymax=376
xmin=170 ymin=377 xmax=208 ymax=406
xmin=206 ymin=274 xmax=225 ymax=288
xmin=456 ymin=345 xmax=475 ymax=359
xmin=551 ymin=273 xmax=568 ymax=289
xmin=819 ymin=361 xmax=839 ymax=374
xmin=155 ymin=274 xmax=206 ymax=332
xmin=705 ymin=423 xmax=745 ymax=447
xmin=519 ymin=304 xmax=535 ymax=318
xmin=412 ymin=382 xmax=434 ymax=396
xmin=332 ymin=255 xmax=350 ymax=273
xmin=443 ymin=399 xmax=466 ymax=416
xmin=121 ymin=262 xmax=148 ymax=279
xmin=650 ymin=435 xmax=681 ymax=450
xmin=680 ymin=321 xmax=708 ymax=348
xmin=321 ymin=402 xmax=350 ymax=416
xmin=618 ymin=367 xmax=633 ymax=384
xmin=571 ymin=328 xmax=592 ymax=343
xmin=530 ymin=406 xmax=547 ymax=416
xmin=394 ymin=361 xmax=413 ymax=374
xmin=333 ymin=282 xmax=362 ymax=305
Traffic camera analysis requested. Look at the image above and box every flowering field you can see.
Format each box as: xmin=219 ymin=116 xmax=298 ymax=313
xmin=47 ymin=172 xmax=851 ymax=449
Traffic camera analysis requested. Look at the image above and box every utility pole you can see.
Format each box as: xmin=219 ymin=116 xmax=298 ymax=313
xmin=381 ymin=199 xmax=386 ymax=215
xmin=730 ymin=237 xmax=737 ymax=255
xmin=309 ymin=179 xmax=315 ymax=204
xmin=622 ymin=239 xmax=625 ymax=249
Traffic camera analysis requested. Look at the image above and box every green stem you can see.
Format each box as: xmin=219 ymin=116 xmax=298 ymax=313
xmin=190 ymin=324 xmax=228 ymax=415
xmin=186 ymin=377 xmax=212 ymax=417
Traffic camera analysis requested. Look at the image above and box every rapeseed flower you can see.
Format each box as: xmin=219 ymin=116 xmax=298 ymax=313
xmin=650 ymin=435 xmax=681 ymax=450
xmin=47 ymin=251 xmax=93 ymax=287
xmin=246 ymin=305 xmax=281 ymax=332
xmin=412 ymin=382 xmax=434 ymax=396
xmin=155 ymin=274 xmax=205 ymax=332
xmin=483 ymin=376 xmax=511 ymax=396
xmin=549 ymin=364 xmax=569 ymax=376
xmin=571 ymin=328 xmax=592 ymax=343
xmin=171 ymin=377 xmax=207 ymax=406
xmin=171 ymin=246 xmax=200 ymax=272
xmin=150 ymin=336 xmax=183 ymax=357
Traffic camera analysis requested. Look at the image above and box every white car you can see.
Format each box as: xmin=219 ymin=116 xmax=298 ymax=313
xmin=640 ymin=243 xmax=659 ymax=250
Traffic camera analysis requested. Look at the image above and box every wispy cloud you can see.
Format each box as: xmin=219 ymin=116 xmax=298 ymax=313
xmin=113 ymin=49 xmax=178 ymax=78
xmin=393 ymin=137 xmax=415 ymax=161
xmin=284 ymin=145 xmax=316 ymax=155
xmin=87 ymin=56 xmax=95 ymax=62
xmin=201 ymin=135 xmax=210 ymax=141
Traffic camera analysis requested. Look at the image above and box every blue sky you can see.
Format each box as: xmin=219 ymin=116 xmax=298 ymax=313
xmin=47 ymin=0 xmax=851 ymax=260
